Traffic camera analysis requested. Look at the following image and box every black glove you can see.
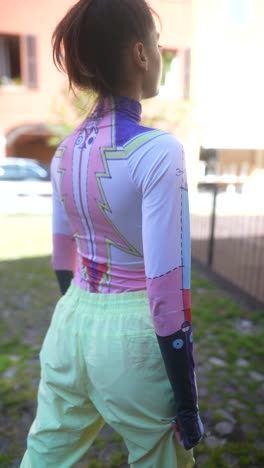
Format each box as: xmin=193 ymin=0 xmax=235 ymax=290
xmin=55 ymin=270 xmax=73 ymax=295
xmin=157 ymin=323 xmax=204 ymax=450
xmin=175 ymin=410 xmax=204 ymax=450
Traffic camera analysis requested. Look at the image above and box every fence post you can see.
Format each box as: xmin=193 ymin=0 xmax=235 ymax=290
xmin=208 ymin=184 xmax=218 ymax=267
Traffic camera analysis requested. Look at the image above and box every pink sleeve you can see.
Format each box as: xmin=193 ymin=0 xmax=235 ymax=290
xmin=51 ymin=167 xmax=76 ymax=272
xmin=52 ymin=233 xmax=76 ymax=271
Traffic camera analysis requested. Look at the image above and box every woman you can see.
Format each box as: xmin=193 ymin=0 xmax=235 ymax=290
xmin=21 ymin=0 xmax=203 ymax=466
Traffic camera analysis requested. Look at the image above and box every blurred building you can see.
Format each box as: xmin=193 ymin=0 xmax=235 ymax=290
xmin=0 ymin=0 xmax=73 ymax=162
xmin=0 ymin=0 xmax=193 ymax=163
xmin=1 ymin=0 xmax=264 ymax=187
xmin=151 ymin=0 xmax=264 ymax=190
xmin=191 ymin=0 xmax=264 ymax=186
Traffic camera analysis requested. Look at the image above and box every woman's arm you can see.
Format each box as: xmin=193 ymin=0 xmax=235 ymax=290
xmin=140 ymin=133 xmax=204 ymax=450
xmin=55 ymin=270 xmax=74 ymax=295
xmin=51 ymin=154 xmax=76 ymax=294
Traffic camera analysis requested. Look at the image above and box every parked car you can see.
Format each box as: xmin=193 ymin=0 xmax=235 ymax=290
xmin=0 ymin=157 xmax=52 ymax=197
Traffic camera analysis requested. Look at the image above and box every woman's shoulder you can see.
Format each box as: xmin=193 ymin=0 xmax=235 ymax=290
xmin=136 ymin=125 xmax=183 ymax=152
xmin=126 ymin=127 xmax=184 ymax=189
xmin=128 ymin=126 xmax=183 ymax=163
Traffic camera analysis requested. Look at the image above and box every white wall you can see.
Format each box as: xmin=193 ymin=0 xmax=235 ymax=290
xmin=192 ymin=0 xmax=264 ymax=149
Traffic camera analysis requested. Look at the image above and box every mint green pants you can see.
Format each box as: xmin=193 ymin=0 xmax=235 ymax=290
xmin=20 ymin=283 xmax=194 ymax=467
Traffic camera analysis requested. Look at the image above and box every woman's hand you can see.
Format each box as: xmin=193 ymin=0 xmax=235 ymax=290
xmin=172 ymin=413 xmax=204 ymax=450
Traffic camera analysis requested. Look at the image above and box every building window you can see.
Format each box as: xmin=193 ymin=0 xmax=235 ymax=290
xmin=0 ymin=34 xmax=21 ymax=85
xmin=160 ymin=49 xmax=180 ymax=98
xmin=159 ymin=48 xmax=191 ymax=100
xmin=0 ymin=33 xmax=38 ymax=89
xmin=161 ymin=50 xmax=177 ymax=86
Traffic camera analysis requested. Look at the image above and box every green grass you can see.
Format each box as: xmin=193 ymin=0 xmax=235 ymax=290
xmin=0 ymin=214 xmax=264 ymax=466
xmin=0 ymin=455 xmax=14 ymax=468
xmin=0 ymin=355 xmax=12 ymax=373
xmin=109 ymin=451 xmax=128 ymax=467
xmin=88 ymin=461 xmax=105 ymax=468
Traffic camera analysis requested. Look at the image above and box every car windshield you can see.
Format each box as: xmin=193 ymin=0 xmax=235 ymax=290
xmin=0 ymin=163 xmax=48 ymax=181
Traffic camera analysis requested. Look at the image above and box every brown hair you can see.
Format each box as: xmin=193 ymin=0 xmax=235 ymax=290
xmin=52 ymin=0 xmax=157 ymax=96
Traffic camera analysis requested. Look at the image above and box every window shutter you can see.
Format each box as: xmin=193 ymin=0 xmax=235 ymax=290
xmin=25 ymin=35 xmax=38 ymax=88
xmin=183 ymin=48 xmax=191 ymax=100
xmin=0 ymin=37 xmax=11 ymax=78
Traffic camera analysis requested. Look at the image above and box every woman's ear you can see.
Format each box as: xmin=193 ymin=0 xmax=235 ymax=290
xmin=133 ymin=42 xmax=148 ymax=72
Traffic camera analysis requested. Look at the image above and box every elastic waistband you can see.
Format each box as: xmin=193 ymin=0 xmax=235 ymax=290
xmin=66 ymin=280 xmax=148 ymax=306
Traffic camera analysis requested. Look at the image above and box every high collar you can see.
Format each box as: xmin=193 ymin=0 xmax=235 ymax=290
xmin=95 ymin=95 xmax=142 ymax=123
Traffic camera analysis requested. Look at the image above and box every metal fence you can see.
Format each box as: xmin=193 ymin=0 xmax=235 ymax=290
xmin=190 ymin=184 xmax=264 ymax=308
